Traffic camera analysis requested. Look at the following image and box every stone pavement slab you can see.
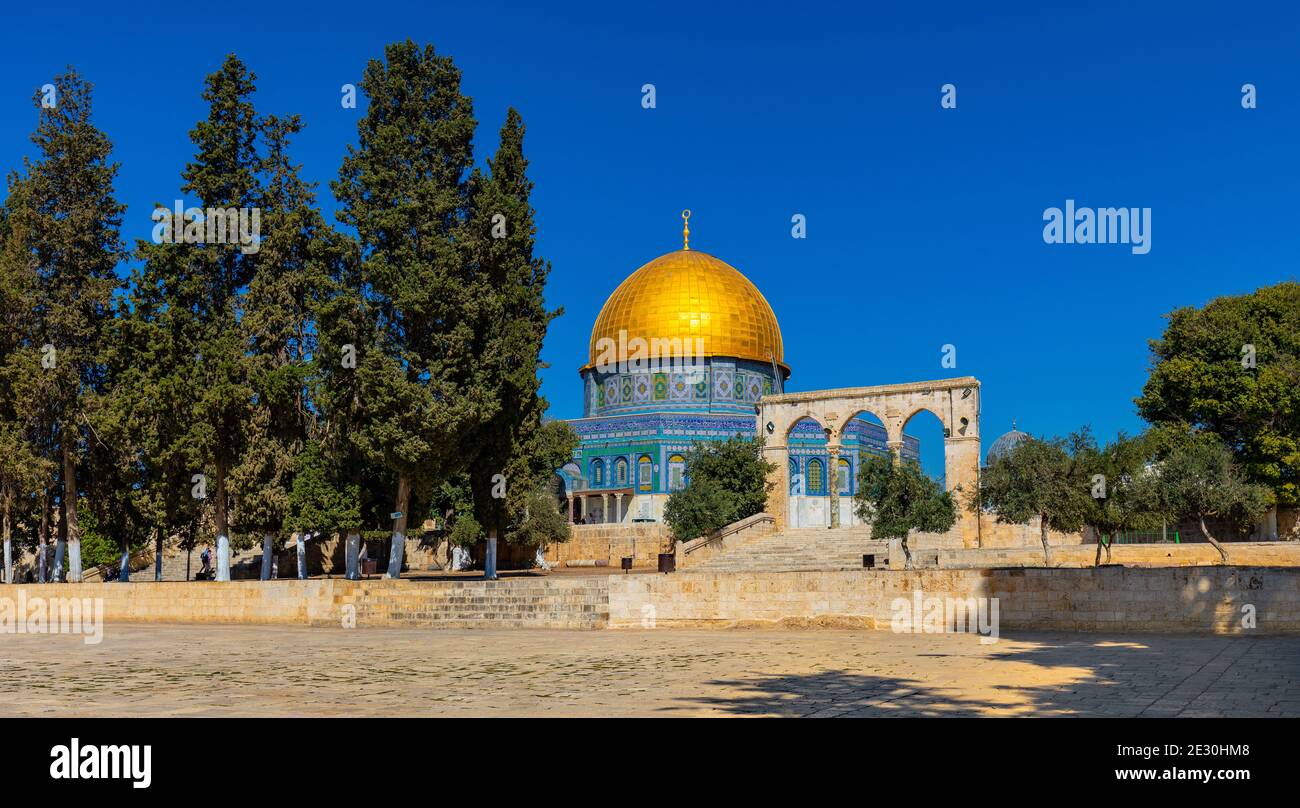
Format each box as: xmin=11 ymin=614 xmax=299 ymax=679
xmin=2 ymin=625 xmax=1297 ymax=717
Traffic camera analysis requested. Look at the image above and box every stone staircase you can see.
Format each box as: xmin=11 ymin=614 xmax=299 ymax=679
xmin=95 ymin=544 xmax=266 ymax=582
xmin=687 ymin=526 xmax=890 ymax=572
xmin=333 ymin=577 xmax=611 ymax=629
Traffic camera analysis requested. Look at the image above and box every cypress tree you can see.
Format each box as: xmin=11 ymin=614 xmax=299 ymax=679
xmin=0 ymin=181 xmax=54 ymax=583
xmin=130 ymin=55 xmax=266 ymax=581
xmin=464 ymin=109 xmax=565 ymax=576
xmin=231 ymin=114 xmax=342 ymax=579
xmin=333 ymin=40 xmax=486 ymax=578
xmin=18 ymin=69 xmax=125 ymax=582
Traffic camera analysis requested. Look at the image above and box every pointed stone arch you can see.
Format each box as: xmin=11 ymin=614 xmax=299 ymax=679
xmin=757 ymin=376 xmax=982 ymax=544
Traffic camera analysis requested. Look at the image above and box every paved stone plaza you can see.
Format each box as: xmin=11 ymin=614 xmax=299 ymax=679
xmin=2 ymin=625 xmax=1298 ymax=717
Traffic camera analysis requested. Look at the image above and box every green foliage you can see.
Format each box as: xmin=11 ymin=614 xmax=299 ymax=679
xmin=1077 ymin=432 xmax=1163 ymax=563
xmin=853 ymin=455 xmax=955 ymax=567
xmin=1138 ymin=429 xmax=1270 ymax=560
xmin=332 ymin=40 xmax=489 ymax=552
xmin=664 ymin=476 xmax=737 ymax=542
xmin=462 ymin=110 xmax=565 ymax=539
xmin=506 ymin=489 xmax=570 ymax=548
xmin=285 ymin=441 xmax=360 ymax=534
xmin=14 ymin=68 xmax=126 ymax=561
xmin=664 ymin=436 xmax=775 ymax=541
xmin=974 ymin=430 xmax=1095 ymax=564
xmin=448 ymin=512 xmax=484 ymax=548
xmin=1137 ymin=281 xmax=1300 ymax=506
xmin=0 ymin=49 xmax=559 ymax=573
xmin=77 ymin=505 xmax=147 ymax=568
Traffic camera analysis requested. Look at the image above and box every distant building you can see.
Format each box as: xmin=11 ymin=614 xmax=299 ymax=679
xmin=559 ymin=215 xmax=917 ymax=525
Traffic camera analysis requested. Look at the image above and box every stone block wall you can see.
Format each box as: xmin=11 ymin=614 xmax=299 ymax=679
xmin=607 ymin=566 xmax=1300 ymax=633
xmin=544 ymin=524 xmax=671 ymax=568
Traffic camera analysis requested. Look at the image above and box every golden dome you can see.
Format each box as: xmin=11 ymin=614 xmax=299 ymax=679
xmin=584 ymin=248 xmax=788 ymax=376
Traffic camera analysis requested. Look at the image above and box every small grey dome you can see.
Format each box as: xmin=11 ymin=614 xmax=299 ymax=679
xmin=986 ymin=424 xmax=1030 ymax=464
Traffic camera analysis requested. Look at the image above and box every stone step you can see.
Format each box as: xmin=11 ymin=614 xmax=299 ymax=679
xmin=687 ymin=526 xmax=892 ymax=572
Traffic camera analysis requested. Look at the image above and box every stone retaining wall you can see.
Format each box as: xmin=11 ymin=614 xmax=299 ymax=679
xmin=8 ymin=564 xmax=1300 ymax=634
xmin=606 ymin=567 xmax=1300 ymax=633
xmin=544 ymin=524 xmax=670 ymax=568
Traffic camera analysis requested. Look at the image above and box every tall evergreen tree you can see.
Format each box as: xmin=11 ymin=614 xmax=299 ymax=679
xmin=0 ymin=182 xmax=54 ymax=583
xmin=183 ymin=55 xmax=265 ymax=581
xmin=18 ymin=69 xmax=125 ymax=582
xmin=128 ymin=55 xmax=265 ymax=581
xmin=231 ymin=114 xmax=342 ymax=579
xmin=463 ymin=109 xmax=564 ymax=576
xmin=108 ymin=256 xmax=207 ymax=580
xmin=333 ymin=40 xmax=486 ymax=578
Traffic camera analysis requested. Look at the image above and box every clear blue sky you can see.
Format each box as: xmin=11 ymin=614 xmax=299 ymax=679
xmin=2 ymin=1 xmax=1296 ymax=476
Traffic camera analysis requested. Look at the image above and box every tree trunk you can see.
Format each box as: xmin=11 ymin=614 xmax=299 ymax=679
xmin=1039 ymin=516 xmax=1053 ymax=568
xmin=63 ymin=440 xmax=82 ymax=582
xmin=295 ymin=532 xmax=307 ymax=580
xmin=2 ymin=490 xmax=11 ymax=584
xmin=899 ymin=536 xmax=914 ymax=570
xmin=214 ymin=461 xmax=231 ymax=581
xmin=386 ymin=475 xmax=411 ymax=579
xmin=1199 ymin=516 xmax=1230 ymax=563
xmin=38 ymin=491 xmax=50 ymax=583
xmin=345 ymin=532 xmax=361 ymax=580
xmin=485 ymin=530 xmax=499 ymax=580
xmin=119 ymin=536 xmax=131 ymax=583
xmin=154 ymin=526 xmax=163 ymax=582
xmin=259 ymin=533 xmax=274 ymax=581
xmin=54 ymin=493 xmax=67 ymax=583
xmin=1093 ymin=531 xmax=1111 ymax=566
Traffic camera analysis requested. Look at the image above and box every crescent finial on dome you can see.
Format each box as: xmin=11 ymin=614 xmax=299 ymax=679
xmin=682 ymin=209 xmax=691 ymax=251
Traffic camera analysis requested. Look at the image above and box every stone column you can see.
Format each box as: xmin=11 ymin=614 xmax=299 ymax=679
xmin=763 ymin=440 xmax=790 ymax=532
xmin=601 ymin=493 xmax=609 ymax=524
xmin=615 ymin=493 xmax=624 ymax=524
xmin=567 ymin=496 xmax=574 ymax=524
xmin=885 ymin=413 xmax=905 ymax=464
xmin=944 ymin=435 xmax=982 ymax=547
xmin=827 ymin=444 xmax=841 ymax=529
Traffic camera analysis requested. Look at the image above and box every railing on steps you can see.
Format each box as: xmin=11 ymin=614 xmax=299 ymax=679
xmin=675 ymin=512 xmax=777 ymax=570
xmin=80 ymin=547 xmax=158 ymax=583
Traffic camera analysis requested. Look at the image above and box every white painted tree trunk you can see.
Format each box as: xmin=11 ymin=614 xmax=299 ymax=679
xmin=154 ymin=529 xmax=163 ymax=582
xmin=38 ymin=545 xmax=47 ymax=583
xmin=68 ymin=540 xmax=82 ymax=582
xmin=119 ymin=546 xmax=131 ymax=582
xmin=260 ymin=534 xmax=274 ymax=580
xmin=344 ymin=532 xmax=361 ymax=580
xmin=534 ymin=547 xmax=550 ymax=570
xmin=386 ymin=476 xmax=411 ymax=579
xmin=485 ymin=533 xmax=498 ymax=580
xmin=451 ymin=545 xmax=469 ymax=571
xmin=215 ymin=534 xmax=231 ymax=581
xmin=386 ymin=533 xmax=405 ymax=578
xmin=53 ymin=540 xmax=66 ymax=582
xmin=296 ymin=533 xmax=307 ymax=580
xmin=3 ymin=538 xmax=10 ymax=584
